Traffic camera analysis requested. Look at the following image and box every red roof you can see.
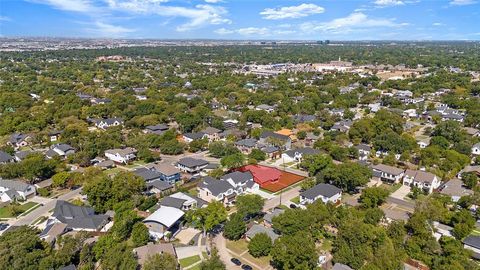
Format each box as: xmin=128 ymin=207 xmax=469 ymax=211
xmin=239 ymin=165 xmax=282 ymax=185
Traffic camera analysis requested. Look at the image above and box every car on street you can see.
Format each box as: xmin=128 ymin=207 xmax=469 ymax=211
xmin=231 ymin=258 xmax=241 ymax=266
xmin=242 ymin=264 xmax=253 ymax=270
xmin=289 ymin=203 xmax=297 ymax=209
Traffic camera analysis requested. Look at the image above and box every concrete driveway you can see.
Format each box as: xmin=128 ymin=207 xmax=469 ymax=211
xmin=176 ymin=227 xmax=201 ymax=245
xmin=390 ymin=184 xmax=411 ymax=200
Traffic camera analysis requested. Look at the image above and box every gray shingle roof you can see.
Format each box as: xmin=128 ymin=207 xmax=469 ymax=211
xmin=260 ymin=131 xmax=289 ymax=141
xmin=147 ymin=180 xmax=173 ymax=191
xmin=160 ymin=197 xmax=187 ymax=209
xmin=52 ymin=200 xmax=109 ymax=231
xmin=235 ymin=138 xmax=258 ymax=147
xmin=0 ymin=179 xmax=32 ymax=193
xmin=245 ymin=224 xmax=279 ymax=241
xmin=301 ymin=183 xmax=342 ymax=200
xmin=178 ymin=157 xmax=208 ymax=168
xmin=283 ymin=147 xmax=319 ymax=158
xmin=220 ymin=171 xmax=253 ymax=184
xmin=198 ymin=177 xmax=233 ymax=196
xmin=183 ymin=132 xmax=206 ymax=140
xmin=372 ymin=164 xmax=404 ymax=176
xmin=133 ymin=168 xmax=162 ymax=182
xmin=0 ymin=151 xmax=13 ymax=163
xmin=464 ymin=235 xmax=480 ymax=249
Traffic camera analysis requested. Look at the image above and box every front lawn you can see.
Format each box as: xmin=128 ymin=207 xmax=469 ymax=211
xmin=291 ymin=196 xmax=300 ymax=204
xmin=179 ymin=255 xmax=201 ymax=268
xmin=0 ymin=202 xmax=39 ymax=218
xmin=226 ymin=239 xmax=249 ymax=254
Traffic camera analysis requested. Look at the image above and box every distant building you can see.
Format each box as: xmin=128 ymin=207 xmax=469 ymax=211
xmin=104 ymin=147 xmax=137 ymax=164
xmin=300 ymin=183 xmax=342 ymax=205
xmin=176 ymin=157 xmax=208 ymax=174
xmin=0 ymin=179 xmax=36 ymax=203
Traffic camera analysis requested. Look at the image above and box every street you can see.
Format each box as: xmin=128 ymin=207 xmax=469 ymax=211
xmin=263 ymin=186 xmax=301 ymax=211
xmin=12 ymin=187 xmax=83 ymax=226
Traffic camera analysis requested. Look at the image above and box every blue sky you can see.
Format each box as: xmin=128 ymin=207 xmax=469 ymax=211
xmin=0 ymin=0 xmax=479 ymax=40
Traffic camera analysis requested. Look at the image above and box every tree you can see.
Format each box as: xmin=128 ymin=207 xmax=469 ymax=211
xmin=0 ymin=226 xmax=48 ymax=269
xmin=271 ymin=231 xmax=318 ymax=270
xmin=461 ymin=172 xmax=478 ymax=189
xmin=209 ymin=141 xmax=240 ymax=158
xmin=220 ymin=153 xmax=245 ymax=169
xmin=248 ymin=233 xmax=272 ymax=258
xmin=189 ymin=201 xmax=227 ymax=236
xmin=248 ymin=148 xmax=266 ymax=161
xmin=143 ymin=253 xmax=178 ymax=270
xmin=52 ymin=171 xmax=70 ymax=188
xmin=319 ymin=163 xmax=371 ymax=193
xmin=223 ymin=213 xmax=246 ymax=241
xmin=130 ymin=223 xmax=149 ymax=247
xmin=235 ymin=194 xmax=264 ymax=217
xmin=299 ymin=154 xmax=332 ymax=176
xmin=199 ymin=247 xmax=226 ymax=270
xmin=360 ymin=187 xmax=390 ymax=208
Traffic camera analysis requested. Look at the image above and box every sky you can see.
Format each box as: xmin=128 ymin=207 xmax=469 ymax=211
xmin=0 ymin=0 xmax=479 ymax=40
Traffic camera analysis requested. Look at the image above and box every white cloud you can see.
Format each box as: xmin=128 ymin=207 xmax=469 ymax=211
xmin=300 ymin=12 xmax=407 ymax=34
xmin=204 ymin=0 xmax=223 ymax=3
xmin=85 ymin=21 xmax=136 ymax=37
xmin=374 ymin=0 xmax=405 ymax=6
xmin=31 ymin=0 xmax=96 ymax=12
xmin=450 ymin=0 xmax=477 ymax=5
xmin=0 ymin=16 xmax=11 ymax=21
xmin=214 ymin=27 xmax=269 ymax=36
xmin=432 ymin=22 xmax=444 ymax=26
xmin=260 ymin=3 xmax=325 ymax=20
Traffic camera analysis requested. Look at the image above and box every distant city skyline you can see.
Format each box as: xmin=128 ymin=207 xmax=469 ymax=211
xmin=1 ymin=0 xmax=479 ymax=40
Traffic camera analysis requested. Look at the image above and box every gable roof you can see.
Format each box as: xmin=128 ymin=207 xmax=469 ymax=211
xmin=144 ymin=206 xmax=184 ymax=228
xmin=220 ymin=171 xmax=253 ymax=184
xmin=464 ymin=235 xmax=480 ymax=249
xmin=245 ymin=224 xmax=279 ymax=241
xmin=0 ymin=151 xmax=13 ymax=163
xmin=147 ymin=180 xmax=173 ymax=191
xmin=183 ymin=132 xmax=206 ymax=140
xmin=146 ymin=163 xmax=180 ymax=176
xmin=133 ymin=168 xmax=162 ymax=182
xmin=260 ymin=131 xmax=289 ymax=141
xmin=105 ymin=147 xmax=137 ymax=157
xmin=133 ymin=243 xmax=177 ymax=265
xmin=202 ymin=127 xmax=221 ymax=135
xmin=159 ymin=196 xmax=187 ymax=209
xmin=301 ymin=183 xmax=342 ymax=200
xmin=0 ymin=179 xmax=32 ymax=193
xmin=283 ymin=147 xmax=319 ymax=158
xmin=235 ymin=138 xmax=258 ymax=148
xmin=372 ymin=164 xmax=404 ymax=176
xmin=177 ymin=157 xmax=208 ymax=168
xmin=52 ymin=200 xmax=109 ymax=231
xmin=198 ymin=176 xmax=234 ymax=196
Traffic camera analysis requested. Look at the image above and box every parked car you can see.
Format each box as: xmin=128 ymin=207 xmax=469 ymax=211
xmin=289 ymin=203 xmax=297 ymax=209
xmin=231 ymin=258 xmax=241 ymax=266
xmin=242 ymin=264 xmax=253 ymax=270
xmin=0 ymin=223 xmax=9 ymax=231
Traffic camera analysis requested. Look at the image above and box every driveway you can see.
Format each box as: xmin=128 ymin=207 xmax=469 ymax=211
xmin=176 ymin=227 xmax=201 ymax=245
xmin=390 ymin=184 xmax=411 ymax=200
xmin=253 ymin=189 xmax=275 ymax=200
xmin=175 ymin=245 xmax=206 ymax=259
xmin=263 ymin=186 xmax=301 ymax=211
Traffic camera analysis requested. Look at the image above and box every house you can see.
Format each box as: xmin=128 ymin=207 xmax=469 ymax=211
xmin=472 ymin=143 xmax=480 ymax=155
xmin=292 ymin=114 xmax=316 ymax=124
xmin=332 ymin=263 xmax=354 ymax=270
xmin=92 ymin=118 xmax=124 ymax=129
xmin=259 ymin=131 xmax=292 ymax=150
xmin=372 ymin=164 xmax=405 ymax=183
xmin=261 ymin=146 xmax=281 ymax=159
xmin=13 ymin=150 xmax=33 ymax=162
xmin=47 ymin=144 xmax=75 ymax=158
xmin=282 ymin=147 xmax=320 ymax=163
xmin=264 ymin=208 xmax=285 ymax=227
xmin=160 ymin=192 xmax=206 ymax=211
xmin=463 ymin=235 xmax=480 ymax=259
xmin=433 ymin=221 xmax=453 ymax=240
xmin=8 ymin=133 xmax=31 ymax=149
xmin=104 ymin=147 xmax=137 ymax=164
xmin=403 ymin=170 xmax=441 ymax=194
xmin=145 ymin=163 xmax=182 ymax=184
xmin=201 ymin=127 xmax=222 ymax=142
xmin=439 ymin=178 xmax=474 ymax=202
xmin=48 ymin=130 xmax=62 ymax=142
xmin=94 ymin=160 xmax=115 ymax=169
xmin=176 ymin=157 xmax=208 ymax=174
xmin=143 ymin=206 xmax=185 ymax=240
xmin=39 ymin=222 xmax=68 ymax=245
xmin=255 ymin=104 xmax=275 ymax=113
xmin=300 ymin=183 xmax=342 ymax=205
xmin=0 ymin=151 xmax=14 ymax=164
xmin=304 ymin=132 xmax=320 ymax=147
xmin=182 ymin=132 xmax=207 ymax=143
xmin=0 ymin=179 xmax=36 ymax=203
xmin=245 ymin=224 xmax=279 ymax=242
xmin=235 ymin=138 xmax=258 ymax=154
xmin=197 ymin=176 xmax=236 ymax=206
xmin=133 ymin=168 xmax=163 ymax=182
xmin=146 ymin=180 xmax=174 ymax=195
xmin=220 ymin=171 xmax=259 ymax=195
xmin=417 ymin=138 xmax=431 ymax=149
xmin=50 ymin=200 xmax=110 ymax=231
xmin=144 ymin=124 xmax=169 ymax=135
xmin=331 ymin=120 xmax=353 ymax=132
xmin=355 ymin=144 xmax=371 ymax=161
xmin=133 ymin=243 xmax=177 ymax=267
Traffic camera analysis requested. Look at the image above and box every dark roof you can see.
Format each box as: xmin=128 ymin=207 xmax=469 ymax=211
xmin=235 ymin=138 xmax=258 ymax=147
xmin=9 ymin=133 xmax=28 ymax=144
xmin=178 ymin=157 xmax=208 ymax=168
xmin=0 ymin=179 xmax=32 ymax=192
xmin=292 ymin=114 xmax=316 ymax=123
xmin=0 ymin=151 xmax=13 ymax=163
xmin=145 ymin=124 xmax=169 ymax=131
xmin=260 ymin=131 xmax=289 ymax=141
xmin=53 ymin=144 xmax=74 ymax=153
xmin=147 ymin=180 xmax=173 ymax=191
xmin=160 ymin=196 xmax=187 ymax=209
xmin=301 ymin=183 xmax=342 ymax=200
xmin=52 ymin=201 xmax=109 ymax=231
xmin=59 ymin=264 xmax=76 ymax=270
xmin=183 ymin=132 xmax=206 ymax=140
xmin=463 ymin=235 xmax=480 ymax=249
xmin=332 ymin=263 xmax=354 ymax=270
xmin=14 ymin=150 xmax=33 ymax=160
xmin=198 ymin=177 xmax=233 ymax=196
xmin=133 ymin=168 xmax=162 ymax=182
xmin=261 ymin=146 xmax=280 ymax=153
xmin=355 ymin=144 xmax=371 ymax=152
xmin=220 ymin=171 xmax=253 ymax=184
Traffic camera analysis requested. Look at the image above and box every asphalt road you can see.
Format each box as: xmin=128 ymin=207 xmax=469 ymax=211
xmin=387 ymin=196 xmax=415 ymax=212
xmin=263 ymin=186 xmax=301 ymax=211
xmin=12 ymin=187 xmax=83 ymax=226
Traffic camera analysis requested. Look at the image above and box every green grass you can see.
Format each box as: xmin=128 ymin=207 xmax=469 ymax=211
xmin=188 ymin=188 xmax=199 ymax=197
xmin=320 ymin=239 xmax=333 ymax=252
xmin=291 ymin=196 xmax=300 ymax=204
xmin=179 ymin=255 xmax=201 ymax=268
xmin=0 ymin=202 xmax=39 ymax=218
xmin=32 ymin=216 xmax=48 ymax=225
xmin=201 ymin=251 xmax=208 ymax=259
xmin=470 ymin=230 xmax=480 ymax=236
xmin=380 ymin=183 xmax=402 ymax=193
xmin=226 ymin=239 xmax=249 ymax=254
xmin=188 ymin=265 xmax=201 ymax=270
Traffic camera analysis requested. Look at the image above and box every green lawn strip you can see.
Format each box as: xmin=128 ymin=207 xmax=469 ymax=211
xmin=18 ymin=202 xmax=41 ymax=216
xmin=470 ymin=230 xmax=480 ymax=236
xmin=32 ymin=216 xmax=49 ymax=225
xmin=242 ymin=253 xmax=272 ymax=268
xmin=179 ymin=255 xmax=201 ymax=268
xmin=0 ymin=207 xmax=11 ymax=219
xmin=188 ymin=264 xmax=201 ymax=270
xmin=291 ymin=196 xmax=300 ymax=204
xmin=226 ymin=239 xmax=249 ymax=255
xmin=0 ymin=202 xmax=39 ymax=218
xmin=201 ymin=251 xmax=208 ymax=259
